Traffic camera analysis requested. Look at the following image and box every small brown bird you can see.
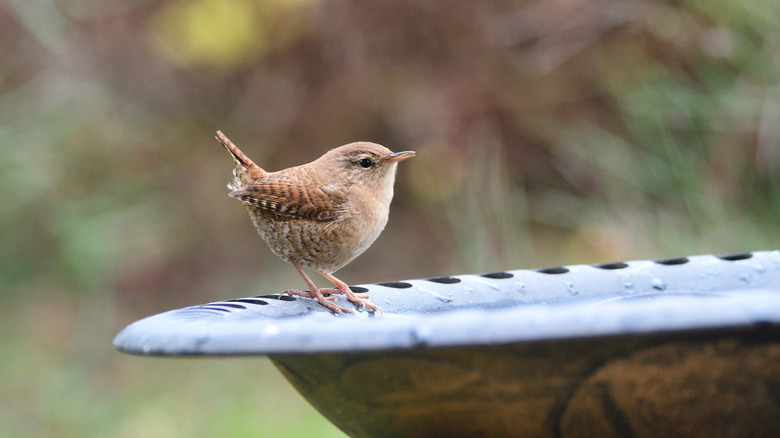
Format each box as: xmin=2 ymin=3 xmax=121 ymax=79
xmin=216 ymin=131 xmax=414 ymax=314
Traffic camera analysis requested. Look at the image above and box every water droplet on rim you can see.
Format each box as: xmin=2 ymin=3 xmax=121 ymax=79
xmin=650 ymin=277 xmax=667 ymax=291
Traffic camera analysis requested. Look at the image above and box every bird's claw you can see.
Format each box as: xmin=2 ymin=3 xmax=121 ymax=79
xmin=280 ymin=289 xmax=312 ymax=299
xmin=346 ymin=295 xmax=381 ymax=314
xmin=320 ymin=288 xmax=378 ymax=313
xmin=280 ymin=283 xmax=380 ymax=315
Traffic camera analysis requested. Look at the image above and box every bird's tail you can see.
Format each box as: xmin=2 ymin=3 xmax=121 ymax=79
xmin=215 ymin=131 xmax=268 ymax=184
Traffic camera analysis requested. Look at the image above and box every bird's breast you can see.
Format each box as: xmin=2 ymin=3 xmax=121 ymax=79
xmin=314 ymin=188 xmax=391 ymax=272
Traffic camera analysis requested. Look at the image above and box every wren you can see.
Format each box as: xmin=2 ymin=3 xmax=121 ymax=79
xmin=216 ymin=131 xmax=414 ymax=314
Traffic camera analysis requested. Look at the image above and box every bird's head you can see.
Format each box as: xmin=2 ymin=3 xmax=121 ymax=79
xmin=317 ymin=142 xmax=415 ymax=190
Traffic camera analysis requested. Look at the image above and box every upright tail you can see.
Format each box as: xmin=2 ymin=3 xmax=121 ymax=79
xmin=215 ymin=131 xmax=267 ymax=180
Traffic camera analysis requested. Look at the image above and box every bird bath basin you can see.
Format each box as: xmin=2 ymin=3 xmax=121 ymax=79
xmin=114 ymin=251 xmax=780 ymax=437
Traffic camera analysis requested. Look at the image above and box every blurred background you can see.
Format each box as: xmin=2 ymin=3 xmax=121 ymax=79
xmin=2 ymin=0 xmax=780 ymax=436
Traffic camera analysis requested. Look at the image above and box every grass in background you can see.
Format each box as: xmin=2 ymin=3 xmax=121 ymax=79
xmin=0 ymin=296 xmax=344 ymax=437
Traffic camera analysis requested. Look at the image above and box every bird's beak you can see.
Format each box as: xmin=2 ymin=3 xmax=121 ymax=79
xmin=388 ymin=151 xmax=416 ymax=162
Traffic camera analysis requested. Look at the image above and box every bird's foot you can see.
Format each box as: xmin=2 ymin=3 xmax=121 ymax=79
xmin=280 ymin=289 xmax=313 ymax=299
xmin=281 ymin=288 xmax=353 ymax=314
xmin=322 ymin=287 xmax=382 ymax=314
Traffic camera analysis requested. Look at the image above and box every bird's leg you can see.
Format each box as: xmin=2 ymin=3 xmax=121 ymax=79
xmin=281 ymin=260 xmax=353 ymax=314
xmin=317 ymin=270 xmax=382 ymax=314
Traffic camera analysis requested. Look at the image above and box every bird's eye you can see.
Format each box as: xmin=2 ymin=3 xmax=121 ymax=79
xmin=359 ymin=158 xmax=372 ymax=168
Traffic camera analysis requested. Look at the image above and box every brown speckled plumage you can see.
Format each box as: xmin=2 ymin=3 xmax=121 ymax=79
xmin=216 ymin=131 xmax=414 ymax=314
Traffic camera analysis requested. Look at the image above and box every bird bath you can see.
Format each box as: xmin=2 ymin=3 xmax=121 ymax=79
xmin=114 ymin=251 xmax=780 ymax=437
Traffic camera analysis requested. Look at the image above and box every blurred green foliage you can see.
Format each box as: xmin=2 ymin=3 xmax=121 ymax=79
xmin=2 ymin=0 xmax=780 ymax=436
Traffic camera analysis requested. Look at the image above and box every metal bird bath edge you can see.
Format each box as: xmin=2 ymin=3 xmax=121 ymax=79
xmin=114 ymin=251 xmax=780 ymax=437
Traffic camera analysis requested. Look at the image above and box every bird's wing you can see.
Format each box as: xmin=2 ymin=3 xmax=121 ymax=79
xmin=228 ymin=174 xmax=343 ymax=221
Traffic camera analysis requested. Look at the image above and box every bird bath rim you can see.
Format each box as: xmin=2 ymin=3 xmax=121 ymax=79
xmin=113 ymin=250 xmax=780 ymax=356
